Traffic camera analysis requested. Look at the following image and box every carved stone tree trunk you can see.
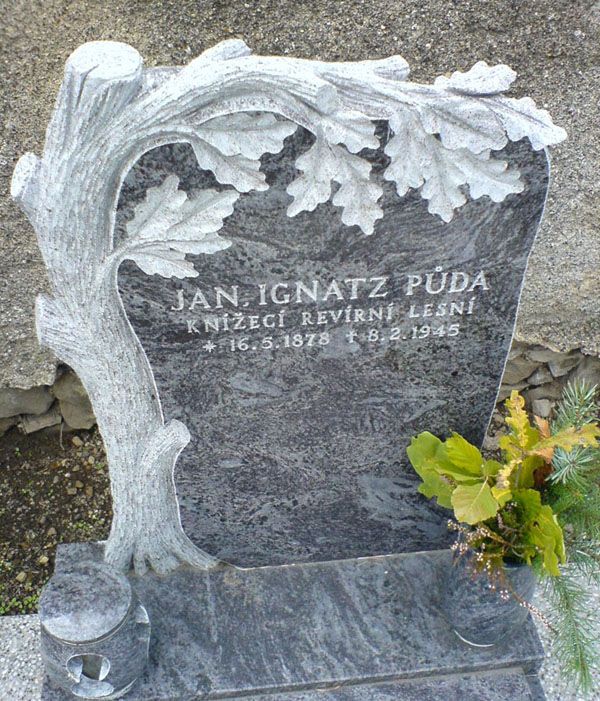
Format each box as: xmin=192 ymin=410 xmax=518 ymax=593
xmin=11 ymin=44 xmax=212 ymax=574
xmin=12 ymin=40 xmax=565 ymax=574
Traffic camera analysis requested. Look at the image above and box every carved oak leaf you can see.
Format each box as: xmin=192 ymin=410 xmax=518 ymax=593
xmin=191 ymin=112 xmax=297 ymax=192
xmin=421 ymin=147 xmax=524 ymax=222
xmin=287 ymin=137 xmax=383 ymax=235
xmin=385 ymin=112 xmax=523 ymax=222
xmin=319 ymin=109 xmax=379 ymax=153
xmin=130 ymin=248 xmax=200 ymax=279
xmin=331 ymin=152 xmax=384 ymax=233
xmin=384 ymin=113 xmax=430 ymax=196
xmin=194 ymin=112 xmax=297 ymax=159
xmin=484 ymin=96 xmax=567 ymax=151
xmin=190 ymin=143 xmax=267 ymax=193
xmin=436 ymin=62 xmax=566 ymax=150
xmin=124 ymin=174 xmax=238 ymax=278
xmin=286 ymin=137 xmax=336 ymax=215
xmin=441 ymin=61 xmax=517 ymax=95
xmin=416 ymin=93 xmax=512 ymax=153
xmin=420 ymin=62 xmax=567 ymax=154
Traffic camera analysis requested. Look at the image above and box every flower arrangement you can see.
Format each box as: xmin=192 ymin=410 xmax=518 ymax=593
xmin=407 ymin=381 xmax=600 ymax=693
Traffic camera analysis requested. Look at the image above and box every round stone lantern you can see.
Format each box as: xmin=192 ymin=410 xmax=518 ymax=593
xmin=39 ymin=560 xmax=150 ymax=699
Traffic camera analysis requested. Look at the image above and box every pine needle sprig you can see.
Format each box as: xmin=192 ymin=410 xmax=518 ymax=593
xmin=553 ymin=380 xmax=599 ymax=431
xmin=548 ymin=484 xmax=583 ymax=516
xmin=551 ymin=381 xmax=600 ymax=486
xmin=543 ymin=379 xmax=600 ymax=695
xmin=551 ymin=446 xmax=599 ymax=486
xmin=551 ymin=484 xmax=600 ymax=539
xmin=543 ymin=571 xmax=599 ymax=694
xmin=568 ymin=544 xmax=600 ymax=585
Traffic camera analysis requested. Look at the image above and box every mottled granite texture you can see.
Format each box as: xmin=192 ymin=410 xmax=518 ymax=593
xmin=40 ymin=561 xmax=132 ymax=642
xmin=46 ymin=672 xmax=544 ymax=700
xmin=116 ymin=130 xmax=549 ymax=568
xmin=41 ymin=544 xmax=545 ymax=700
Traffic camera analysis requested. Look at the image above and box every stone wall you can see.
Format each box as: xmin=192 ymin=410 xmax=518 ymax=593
xmin=499 ymin=344 xmax=600 ymax=414
xmin=0 ymin=369 xmax=94 ymax=436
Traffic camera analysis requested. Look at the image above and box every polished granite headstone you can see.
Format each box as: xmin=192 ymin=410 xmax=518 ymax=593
xmin=42 ymin=544 xmax=546 ymax=700
xmin=116 ymin=131 xmax=549 ymax=567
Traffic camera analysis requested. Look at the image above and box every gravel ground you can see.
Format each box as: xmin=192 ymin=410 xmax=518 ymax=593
xmin=0 ymin=583 xmax=597 ymax=700
xmin=0 ymin=614 xmax=41 ymax=700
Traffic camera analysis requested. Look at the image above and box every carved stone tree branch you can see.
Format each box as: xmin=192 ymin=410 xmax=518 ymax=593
xmin=12 ymin=40 xmax=566 ymax=574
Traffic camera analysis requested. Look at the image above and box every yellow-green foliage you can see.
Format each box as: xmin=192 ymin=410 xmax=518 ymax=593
xmin=406 ymin=391 xmax=599 ymax=576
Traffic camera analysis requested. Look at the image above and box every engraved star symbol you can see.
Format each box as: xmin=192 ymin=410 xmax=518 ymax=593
xmin=346 ymin=329 xmax=357 ymax=343
xmin=203 ymin=340 xmax=216 ymax=353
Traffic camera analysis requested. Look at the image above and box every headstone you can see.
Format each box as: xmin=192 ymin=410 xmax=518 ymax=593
xmin=12 ymin=39 xmax=565 ymax=701
xmin=116 ymin=131 xmax=549 ymax=568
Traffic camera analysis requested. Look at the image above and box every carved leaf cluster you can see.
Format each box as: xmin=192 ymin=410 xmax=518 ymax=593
xmin=286 ymin=136 xmax=383 ymax=234
xmin=287 ymin=61 xmax=564 ymax=232
xmin=428 ymin=61 xmax=565 ymax=151
xmin=384 ymin=110 xmax=524 ymax=222
xmin=128 ymin=59 xmax=566 ymax=263
xmin=284 ymin=108 xmax=384 ymax=234
xmin=124 ymin=175 xmax=238 ymax=278
xmin=374 ymin=61 xmax=564 ymax=223
xmin=190 ymin=112 xmax=297 ymax=192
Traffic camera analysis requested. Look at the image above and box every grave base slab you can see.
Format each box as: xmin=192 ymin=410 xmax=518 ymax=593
xmin=42 ymin=544 xmax=546 ymax=700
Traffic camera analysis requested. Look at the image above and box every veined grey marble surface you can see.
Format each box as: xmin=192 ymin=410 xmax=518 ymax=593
xmin=41 ymin=544 xmax=544 ymax=700
xmin=117 ymin=133 xmax=549 ymax=568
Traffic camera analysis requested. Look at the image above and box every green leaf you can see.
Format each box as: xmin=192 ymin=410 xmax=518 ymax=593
xmin=491 ymin=485 xmax=512 ymax=507
xmin=511 ymin=488 xmax=542 ymax=523
xmin=503 ymin=390 xmax=541 ymax=453
xmin=435 ymin=445 xmax=484 ymax=483
xmin=498 ymin=434 xmax=513 ymax=454
xmin=445 ymin=433 xmax=484 ymax=474
xmin=529 ymin=505 xmax=566 ymax=576
xmin=451 ymin=481 xmax=499 ymax=525
xmin=406 ymin=432 xmax=441 ymax=475
xmin=406 ymin=433 xmax=453 ymax=508
xmin=517 ymin=455 xmax=544 ymax=490
xmin=482 ymin=459 xmax=503 ymax=477
xmin=418 ymin=476 xmax=453 ymax=510
xmin=532 ymin=424 xmax=600 ymax=460
xmin=499 ymin=390 xmax=553 ymax=489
